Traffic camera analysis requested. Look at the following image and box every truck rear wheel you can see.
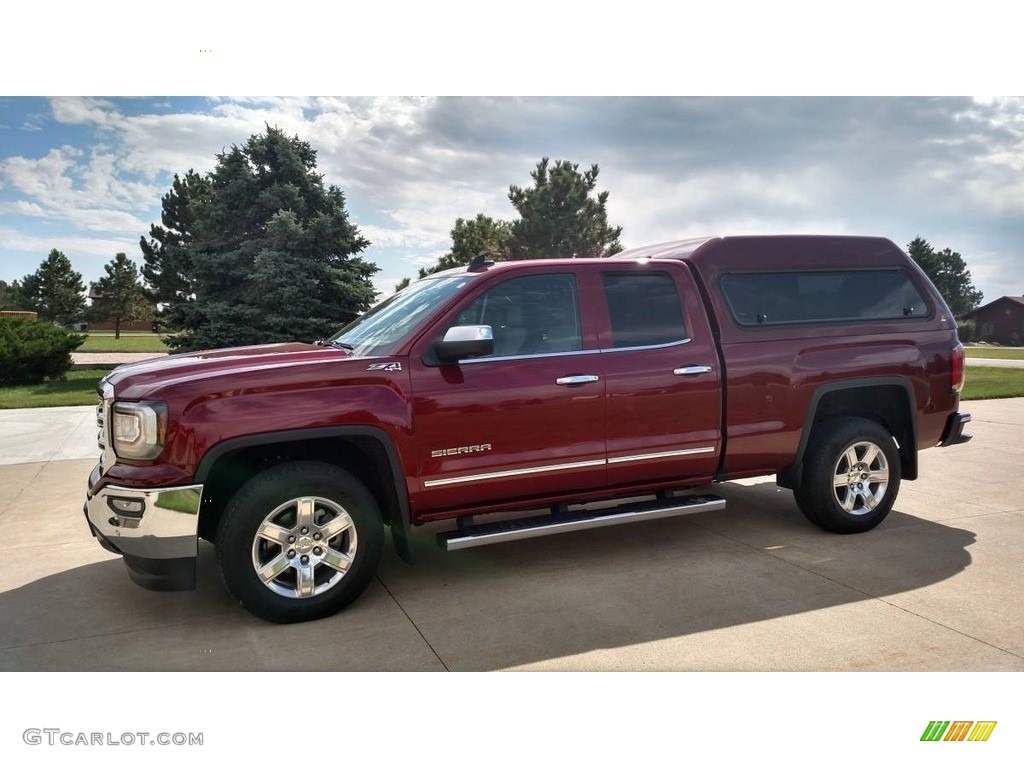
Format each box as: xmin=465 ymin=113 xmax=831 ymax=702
xmin=216 ymin=461 xmax=384 ymax=623
xmin=794 ymin=417 xmax=900 ymax=534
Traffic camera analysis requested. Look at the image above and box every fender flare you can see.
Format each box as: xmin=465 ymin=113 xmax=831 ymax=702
xmin=194 ymin=425 xmax=415 ymax=563
xmin=778 ymin=375 xmax=918 ymax=489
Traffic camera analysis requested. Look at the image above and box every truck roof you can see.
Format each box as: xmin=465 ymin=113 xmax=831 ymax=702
xmin=612 ymin=234 xmax=907 ymax=273
xmin=423 ymin=234 xmax=908 ymax=281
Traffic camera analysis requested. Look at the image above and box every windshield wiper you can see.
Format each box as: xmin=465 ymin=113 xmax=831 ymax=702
xmin=330 ymin=340 xmax=355 ymax=350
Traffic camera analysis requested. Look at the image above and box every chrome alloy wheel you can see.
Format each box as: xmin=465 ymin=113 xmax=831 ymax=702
xmin=250 ymin=496 xmax=358 ymax=599
xmin=832 ymin=440 xmax=889 ymax=515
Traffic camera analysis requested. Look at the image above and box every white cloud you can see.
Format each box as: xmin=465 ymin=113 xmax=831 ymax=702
xmin=2 ymin=146 xmax=79 ymax=204
xmin=0 ymin=226 xmax=139 ymax=263
xmin=358 ymin=224 xmax=445 ymax=250
xmin=604 ymin=166 xmax=843 ymax=247
xmin=2 ymin=96 xmax=1023 ymax=303
xmin=0 ymin=200 xmax=46 ymax=216
xmin=0 ymin=143 xmax=160 ymax=236
xmin=50 ymin=96 xmax=118 ymax=126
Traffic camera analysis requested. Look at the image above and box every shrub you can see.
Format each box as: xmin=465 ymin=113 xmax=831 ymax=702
xmin=0 ymin=319 xmax=85 ymax=385
xmin=956 ymin=319 xmax=975 ymax=344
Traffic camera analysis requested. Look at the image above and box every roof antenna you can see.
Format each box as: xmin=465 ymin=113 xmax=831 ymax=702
xmin=467 ymin=254 xmax=495 ymax=273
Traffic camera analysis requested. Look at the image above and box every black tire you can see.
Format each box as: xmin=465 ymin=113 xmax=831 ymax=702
xmin=216 ymin=461 xmax=384 ymax=623
xmin=794 ymin=417 xmax=901 ymax=534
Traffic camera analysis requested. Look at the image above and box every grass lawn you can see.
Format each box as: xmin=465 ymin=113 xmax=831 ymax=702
xmin=961 ymin=367 xmax=1024 ymax=400
xmin=76 ymin=333 xmax=169 ymax=353
xmin=0 ymin=370 xmax=108 ymax=409
xmin=965 ymin=347 xmax=1024 ymax=360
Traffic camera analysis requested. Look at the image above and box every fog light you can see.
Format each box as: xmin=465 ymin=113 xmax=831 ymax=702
xmin=108 ymin=497 xmax=145 ymax=516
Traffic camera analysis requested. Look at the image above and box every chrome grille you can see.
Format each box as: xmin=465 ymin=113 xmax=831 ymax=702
xmin=96 ymin=396 xmax=105 ymax=450
xmin=97 ymin=381 xmax=114 ymax=474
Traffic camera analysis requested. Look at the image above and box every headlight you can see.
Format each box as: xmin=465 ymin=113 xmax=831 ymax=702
xmin=112 ymin=401 xmax=168 ymax=460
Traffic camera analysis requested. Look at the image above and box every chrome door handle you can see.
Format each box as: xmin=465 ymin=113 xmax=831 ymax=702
xmin=556 ymin=375 xmax=600 ymax=385
xmin=673 ymin=365 xmax=712 ymax=376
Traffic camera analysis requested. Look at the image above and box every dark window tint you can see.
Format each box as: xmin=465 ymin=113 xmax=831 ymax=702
xmin=720 ymin=270 xmax=930 ymax=326
xmin=602 ymin=272 xmax=687 ymax=348
xmin=451 ymin=274 xmax=582 ymax=357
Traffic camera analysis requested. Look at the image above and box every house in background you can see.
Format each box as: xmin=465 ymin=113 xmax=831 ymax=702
xmin=963 ymin=296 xmax=1024 ymax=345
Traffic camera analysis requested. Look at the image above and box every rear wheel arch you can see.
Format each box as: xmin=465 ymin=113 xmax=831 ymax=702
xmin=778 ymin=376 xmax=918 ymax=490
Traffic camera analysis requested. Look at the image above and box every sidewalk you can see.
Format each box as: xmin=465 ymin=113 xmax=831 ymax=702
xmin=966 ymin=357 xmax=1024 ymax=368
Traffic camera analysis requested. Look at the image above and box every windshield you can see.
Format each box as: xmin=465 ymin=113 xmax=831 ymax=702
xmin=327 ymin=274 xmax=475 ymax=356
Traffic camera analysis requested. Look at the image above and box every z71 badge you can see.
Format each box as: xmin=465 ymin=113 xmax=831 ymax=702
xmin=367 ymin=361 xmax=402 ymax=371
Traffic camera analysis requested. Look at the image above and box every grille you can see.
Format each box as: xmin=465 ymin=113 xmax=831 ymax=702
xmin=96 ymin=384 xmax=113 ymax=472
xmin=96 ymin=395 xmax=105 ymax=451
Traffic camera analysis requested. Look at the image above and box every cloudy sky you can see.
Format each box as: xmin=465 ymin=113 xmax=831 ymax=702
xmin=1 ymin=95 xmax=1021 ymax=302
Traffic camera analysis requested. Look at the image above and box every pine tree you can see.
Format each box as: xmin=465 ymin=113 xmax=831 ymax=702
xmin=403 ymin=214 xmax=513 ymax=289
xmin=906 ymin=237 xmax=984 ymax=317
xmin=140 ymin=170 xmax=212 ymax=305
xmin=507 ymin=158 xmax=623 ymax=259
xmin=88 ymin=253 xmax=151 ymax=339
xmin=19 ymin=249 xmax=87 ymax=325
xmin=157 ymin=126 xmax=378 ymax=351
xmin=0 ymin=280 xmax=32 ymax=311
xmin=394 ymin=157 xmax=624 ymax=290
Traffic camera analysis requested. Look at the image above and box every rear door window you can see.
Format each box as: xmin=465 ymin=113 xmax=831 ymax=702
xmin=602 ymin=272 xmax=688 ymax=347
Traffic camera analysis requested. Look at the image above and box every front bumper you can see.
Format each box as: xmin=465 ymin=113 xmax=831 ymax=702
xmin=939 ymin=411 xmax=973 ymax=447
xmin=85 ymin=464 xmax=203 ymax=591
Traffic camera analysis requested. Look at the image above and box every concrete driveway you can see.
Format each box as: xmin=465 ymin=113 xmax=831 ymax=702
xmin=0 ymin=399 xmax=1022 ymax=671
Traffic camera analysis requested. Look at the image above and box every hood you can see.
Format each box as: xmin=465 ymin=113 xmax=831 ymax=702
xmin=104 ymin=342 xmax=354 ymax=400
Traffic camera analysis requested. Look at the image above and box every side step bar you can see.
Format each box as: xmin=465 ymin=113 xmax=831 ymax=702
xmin=437 ymin=494 xmax=726 ymax=551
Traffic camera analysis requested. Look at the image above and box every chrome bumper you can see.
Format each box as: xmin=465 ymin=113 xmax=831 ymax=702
xmin=85 ymin=470 xmax=203 ymax=561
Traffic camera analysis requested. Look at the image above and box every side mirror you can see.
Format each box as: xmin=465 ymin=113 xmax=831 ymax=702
xmin=431 ymin=325 xmax=494 ymax=364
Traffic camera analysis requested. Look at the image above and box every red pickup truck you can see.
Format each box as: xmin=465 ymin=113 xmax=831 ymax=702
xmin=84 ymin=235 xmax=971 ymax=622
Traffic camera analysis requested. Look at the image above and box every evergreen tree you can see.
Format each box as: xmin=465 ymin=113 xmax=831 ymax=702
xmin=19 ymin=249 xmax=87 ymax=325
xmin=140 ymin=170 xmax=212 ymax=306
xmin=906 ymin=237 xmax=984 ymax=317
xmin=435 ymin=214 xmax=513 ymax=269
xmin=398 ymin=214 xmax=513 ymax=291
xmin=88 ymin=253 xmax=152 ymax=339
xmin=159 ymin=126 xmax=378 ymax=351
xmin=0 ymin=280 xmax=32 ymax=311
xmin=507 ymin=158 xmax=623 ymax=259
xmin=393 ymin=157 xmax=624 ymax=290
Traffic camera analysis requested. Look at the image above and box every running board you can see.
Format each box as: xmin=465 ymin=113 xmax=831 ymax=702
xmin=437 ymin=494 xmax=726 ymax=551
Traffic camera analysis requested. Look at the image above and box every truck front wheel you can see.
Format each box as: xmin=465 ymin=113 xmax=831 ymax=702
xmin=216 ymin=461 xmax=384 ymax=623
xmin=794 ymin=417 xmax=901 ymax=534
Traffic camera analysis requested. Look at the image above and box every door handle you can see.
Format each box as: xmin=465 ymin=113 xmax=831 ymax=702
xmin=673 ymin=365 xmax=713 ymax=376
xmin=556 ymin=375 xmax=600 ymax=386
